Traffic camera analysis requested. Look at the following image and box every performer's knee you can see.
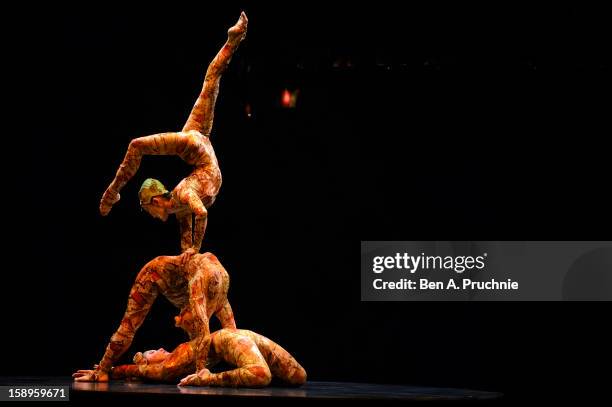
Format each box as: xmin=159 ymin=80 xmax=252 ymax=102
xmin=287 ymin=366 xmax=307 ymax=386
xmin=129 ymin=138 xmax=144 ymax=150
xmin=244 ymin=364 xmax=272 ymax=387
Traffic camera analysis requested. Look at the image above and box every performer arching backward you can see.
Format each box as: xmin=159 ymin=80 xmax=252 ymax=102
xmin=72 ymin=250 xmax=236 ymax=382
xmin=109 ymin=328 xmax=307 ymax=388
xmin=99 ymin=12 xmax=248 ymax=253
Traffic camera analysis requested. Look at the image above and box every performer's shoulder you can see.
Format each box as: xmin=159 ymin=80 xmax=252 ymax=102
xmin=200 ymin=251 xmax=220 ymax=263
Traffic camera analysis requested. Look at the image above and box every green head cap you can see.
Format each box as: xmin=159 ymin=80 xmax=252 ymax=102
xmin=139 ymin=178 xmax=169 ymax=205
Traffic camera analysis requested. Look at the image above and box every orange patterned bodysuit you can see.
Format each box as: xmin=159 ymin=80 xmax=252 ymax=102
xmin=75 ymin=12 xmax=309 ymax=388
xmin=99 ymin=12 xmax=248 ymax=252
xmin=78 ymin=251 xmax=236 ymax=381
xmin=112 ymin=329 xmax=307 ymax=388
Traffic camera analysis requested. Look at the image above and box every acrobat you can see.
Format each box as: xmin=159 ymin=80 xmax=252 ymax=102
xmin=109 ymin=328 xmax=307 ymax=388
xmin=99 ymin=12 xmax=248 ymax=253
xmin=72 ymin=250 xmax=236 ymax=382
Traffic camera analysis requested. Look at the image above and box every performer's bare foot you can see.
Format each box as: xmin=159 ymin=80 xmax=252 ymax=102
xmin=99 ymin=187 xmax=120 ymax=216
xmin=227 ymin=11 xmax=248 ymax=45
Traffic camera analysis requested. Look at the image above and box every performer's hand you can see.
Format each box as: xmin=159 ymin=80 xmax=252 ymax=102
xmin=72 ymin=367 xmax=109 ymax=382
xmin=178 ymin=368 xmax=211 ymax=386
xmin=180 ymin=247 xmax=198 ymax=266
xmin=183 ymin=247 xmax=198 ymax=256
xmin=100 ymin=187 xmax=120 ymax=216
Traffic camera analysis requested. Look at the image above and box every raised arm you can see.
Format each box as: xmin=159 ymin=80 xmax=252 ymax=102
xmin=100 ymin=132 xmax=189 ymax=216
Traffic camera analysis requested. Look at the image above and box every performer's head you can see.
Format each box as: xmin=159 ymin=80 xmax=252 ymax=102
xmin=133 ymin=348 xmax=171 ymax=365
xmin=139 ymin=178 xmax=172 ymax=221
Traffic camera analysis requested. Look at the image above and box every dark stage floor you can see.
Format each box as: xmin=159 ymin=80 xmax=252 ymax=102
xmin=0 ymin=377 xmax=502 ymax=403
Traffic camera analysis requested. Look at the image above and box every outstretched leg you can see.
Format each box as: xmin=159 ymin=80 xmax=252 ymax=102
xmin=182 ymin=12 xmax=248 ymax=136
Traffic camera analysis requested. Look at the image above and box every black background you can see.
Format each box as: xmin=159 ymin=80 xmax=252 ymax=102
xmin=4 ymin=2 xmax=611 ymax=403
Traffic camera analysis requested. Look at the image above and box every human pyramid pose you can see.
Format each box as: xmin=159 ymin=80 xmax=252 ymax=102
xmin=74 ymin=12 xmax=307 ymax=387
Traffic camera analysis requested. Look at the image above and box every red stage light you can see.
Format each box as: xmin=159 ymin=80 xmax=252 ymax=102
xmin=282 ymin=89 xmax=292 ymax=107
